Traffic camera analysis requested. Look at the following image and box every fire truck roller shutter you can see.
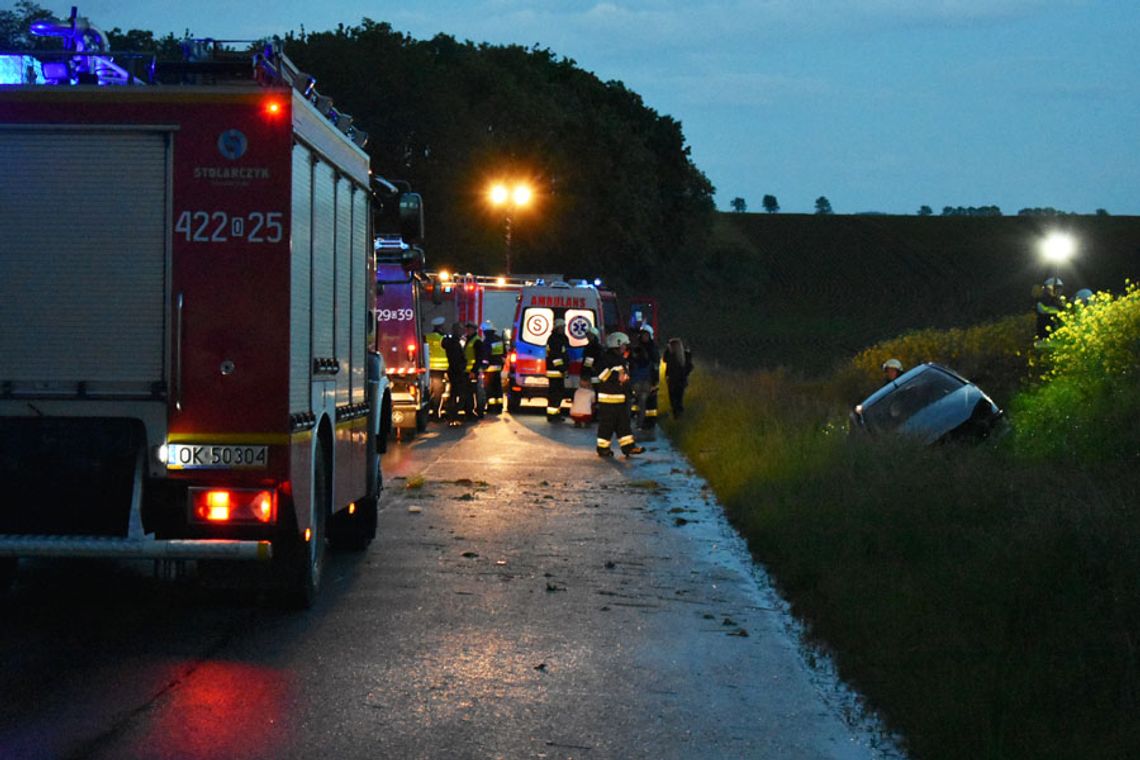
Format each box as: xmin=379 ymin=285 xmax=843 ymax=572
xmin=290 ymin=143 xmax=314 ymax=412
xmin=334 ymin=172 xmax=352 ymax=407
xmin=0 ymin=128 xmax=169 ymax=397
xmin=350 ymin=185 xmax=368 ymax=405
xmin=312 ymin=161 xmax=336 ymax=375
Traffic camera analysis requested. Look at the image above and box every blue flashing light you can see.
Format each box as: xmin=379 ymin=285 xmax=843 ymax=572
xmin=593 ymin=278 xmax=603 ymax=287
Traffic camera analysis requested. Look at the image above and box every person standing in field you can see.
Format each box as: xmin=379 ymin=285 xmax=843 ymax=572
xmin=663 ymin=337 xmax=693 ymax=418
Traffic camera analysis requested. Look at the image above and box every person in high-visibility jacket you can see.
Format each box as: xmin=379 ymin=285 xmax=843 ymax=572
xmin=425 ymin=316 xmax=448 ymax=419
xmin=545 ymin=317 xmax=569 ymax=423
xmin=595 ymin=332 xmax=644 ymax=457
xmin=479 ymin=319 xmax=506 ymax=414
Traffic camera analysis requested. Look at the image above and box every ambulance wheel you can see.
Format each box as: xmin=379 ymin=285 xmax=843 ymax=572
xmin=507 ymin=389 xmax=521 ymax=414
xmin=280 ymin=441 xmax=329 ymax=608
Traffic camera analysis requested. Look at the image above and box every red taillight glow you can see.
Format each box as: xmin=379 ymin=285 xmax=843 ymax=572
xmin=203 ymin=491 xmax=232 ymax=522
xmin=191 ymin=488 xmax=276 ymax=525
xmin=264 ymin=99 xmax=284 ymax=117
xmin=253 ymin=491 xmax=274 ymax=523
xmin=406 ymin=343 xmax=417 ymax=353
xmin=509 ymin=351 xmax=517 ymax=365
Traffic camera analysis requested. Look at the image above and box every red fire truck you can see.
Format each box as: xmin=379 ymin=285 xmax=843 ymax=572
xmin=0 ymin=16 xmax=394 ymax=605
xmin=375 ymin=238 xmax=430 ymax=437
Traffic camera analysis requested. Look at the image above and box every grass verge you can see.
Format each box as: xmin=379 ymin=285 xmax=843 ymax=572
xmin=663 ymin=300 xmax=1139 ymax=759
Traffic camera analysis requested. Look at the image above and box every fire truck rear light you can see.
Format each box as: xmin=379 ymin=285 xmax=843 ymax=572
xmin=190 ymin=488 xmax=277 ymax=525
xmin=264 ymin=99 xmax=284 ymax=116
xmin=406 ymin=343 xmax=417 ymax=353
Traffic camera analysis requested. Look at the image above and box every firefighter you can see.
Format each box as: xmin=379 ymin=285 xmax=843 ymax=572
xmin=1036 ymin=277 xmax=1064 ymax=340
xmin=545 ymin=317 xmax=569 ymax=423
xmin=426 ymin=316 xmax=448 ymax=419
xmin=881 ymin=358 xmax=904 ymax=383
xmin=463 ymin=321 xmax=485 ymax=419
xmin=629 ymin=324 xmax=660 ymax=439
xmin=479 ymin=319 xmax=506 ymax=414
xmin=663 ymin=337 xmax=693 ymax=418
xmin=442 ymin=322 xmax=470 ymax=427
xmin=595 ymin=332 xmax=644 ymax=457
xmin=580 ymin=325 xmax=603 ymax=389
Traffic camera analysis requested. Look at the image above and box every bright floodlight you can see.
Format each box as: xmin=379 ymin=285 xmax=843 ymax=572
xmin=512 ymin=184 xmax=532 ymax=207
xmin=1041 ymin=232 xmax=1076 ymax=263
xmin=489 ymin=184 xmax=509 ymax=205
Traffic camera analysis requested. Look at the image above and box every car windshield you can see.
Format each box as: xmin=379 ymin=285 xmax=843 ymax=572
xmin=862 ymin=367 xmax=964 ymax=432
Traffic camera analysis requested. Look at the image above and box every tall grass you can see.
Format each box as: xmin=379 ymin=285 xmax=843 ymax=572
xmin=664 ymin=293 xmax=1139 ymax=759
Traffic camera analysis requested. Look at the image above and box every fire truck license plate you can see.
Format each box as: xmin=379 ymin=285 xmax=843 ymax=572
xmin=167 ymin=444 xmax=268 ymax=470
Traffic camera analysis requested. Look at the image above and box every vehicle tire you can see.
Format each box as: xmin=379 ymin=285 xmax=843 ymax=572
xmin=279 ymin=440 xmax=329 ymax=609
xmin=507 ymin=389 xmax=521 ymax=414
xmin=415 ymin=405 xmax=427 ymax=432
xmin=329 ymin=459 xmax=379 ymax=552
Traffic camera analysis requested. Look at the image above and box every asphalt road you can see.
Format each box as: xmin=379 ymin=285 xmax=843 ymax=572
xmin=0 ymin=410 xmax=899 ymax=759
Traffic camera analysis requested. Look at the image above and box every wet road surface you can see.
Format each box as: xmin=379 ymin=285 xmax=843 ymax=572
xmin=0 ymin=410 xmax=898 ymax=759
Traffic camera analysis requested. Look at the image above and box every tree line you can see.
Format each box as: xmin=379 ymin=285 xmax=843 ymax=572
xmin=1 ymin=3 xmax=715 ymax=289
xmin=730 ymin=196 xmax=1112 ymax=217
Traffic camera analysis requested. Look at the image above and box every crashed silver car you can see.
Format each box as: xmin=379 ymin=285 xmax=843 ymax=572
xmin=849 ymin=363 xmax=1004 ymax=444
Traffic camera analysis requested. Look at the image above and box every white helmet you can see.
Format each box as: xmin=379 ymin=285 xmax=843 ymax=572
xmin=606 ymin=331 xmax=630 ymax=349
xmin=481 ymin=319 xmax=494 ymax=331
xmin=640 ymin=323 xmax=654 ymax=338
xmin=431 ymin=316 xmax=446 ymax=328
xmin=881 ymin=358 xmax=903 ymax=372
xmin=1044 ymin=276 xmax=1064 ymax=289
xmin=1074 ymin=288 xmax=1093 ymax=303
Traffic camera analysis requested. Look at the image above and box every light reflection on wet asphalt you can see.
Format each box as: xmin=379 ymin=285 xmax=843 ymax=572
xmin=0 ymin=410 xmax=902 ymax=759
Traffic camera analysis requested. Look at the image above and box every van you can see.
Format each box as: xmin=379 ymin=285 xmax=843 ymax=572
xmin=507 ymin=281 xmax=605 ymax=412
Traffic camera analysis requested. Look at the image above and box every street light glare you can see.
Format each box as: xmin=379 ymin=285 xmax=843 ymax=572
xmin=489 ymin=184 xmax=509 ymax=205
xmin=1042 ymin=232 xmax=1077 ymax=263
xmin=512 ymin=184 xmax=532 ymax=207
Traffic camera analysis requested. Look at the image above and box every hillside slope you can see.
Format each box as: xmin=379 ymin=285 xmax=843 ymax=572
xmin=660 ymin=213 xmax=1140 ymax=372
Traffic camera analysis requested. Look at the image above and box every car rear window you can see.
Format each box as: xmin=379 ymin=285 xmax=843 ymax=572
xmin=862 ymin=368 xmax=963 ymax=432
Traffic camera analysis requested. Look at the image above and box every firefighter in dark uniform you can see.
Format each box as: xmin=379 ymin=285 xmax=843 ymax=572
xmin=629 ymin=324 xmax=660 ymax=439
xmin=545 ymin=317 xmax=569 ymax=423
xmin=479 ymin=319 xmax=506 ymax=414
xmin=580 ymin=326 xmax=603 ymax=389
xmin=595 ymin=332 xmax=644 ymax=457
xmin=442 ymin=322 xmax=470 ymax=427
xmin=463 ymin=321 xmax=484 ymax=418
xmin=1035 ymin=276 xmax=1064 ymax=340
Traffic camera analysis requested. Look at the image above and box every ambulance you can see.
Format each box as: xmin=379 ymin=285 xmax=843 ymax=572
xmin=507 ymin=281 xmax=605 ymax=412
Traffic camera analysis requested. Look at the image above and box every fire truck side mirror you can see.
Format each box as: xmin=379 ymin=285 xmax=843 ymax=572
xmin=399 ymin=192 xmax=424 ymax=245
xmin=401 ymin=246 xmax=425 ymax=273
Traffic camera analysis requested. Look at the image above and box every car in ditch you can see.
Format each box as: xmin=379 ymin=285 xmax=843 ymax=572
xmin=849 ymin=363 xmax=1004 ymax=445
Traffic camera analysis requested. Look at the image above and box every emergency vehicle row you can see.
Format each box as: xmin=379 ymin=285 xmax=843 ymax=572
xmin=0 ymin=8 xmax=660 ymax=605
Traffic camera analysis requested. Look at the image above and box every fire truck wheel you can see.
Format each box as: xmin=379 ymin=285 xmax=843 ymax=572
xmin=280 ymin=442 xmax=330 ymax=608
xmin=0 ymin=558 xmax=16 ymax=594
xmin=416 ymin=406 xmax=428 ymax=432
